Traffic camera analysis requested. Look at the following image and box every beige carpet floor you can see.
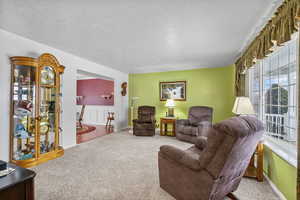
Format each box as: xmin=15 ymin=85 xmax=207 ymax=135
xmin=32 ymin=131 xmax=280 ymax=200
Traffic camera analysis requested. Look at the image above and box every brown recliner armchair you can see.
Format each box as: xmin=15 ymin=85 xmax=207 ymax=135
xmin=176 ymin=106 xmax=213 ymax=144
xmin=133 ymin=106 xmax=156 ymax=136
xmin=159 ymin=116 xmax=263 ymax=200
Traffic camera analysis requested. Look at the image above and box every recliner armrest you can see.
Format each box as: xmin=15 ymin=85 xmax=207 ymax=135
xmin=194 ymin=136 xmax=208 ymax=150
xmin=159 ymin=145 xmax=202 ymax=171
xmin=196 ymin=121 xmax=212 ymax=137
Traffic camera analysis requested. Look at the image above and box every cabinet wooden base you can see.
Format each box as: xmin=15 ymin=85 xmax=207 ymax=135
xmin=11 ymin=147 xmax=64 ymax=168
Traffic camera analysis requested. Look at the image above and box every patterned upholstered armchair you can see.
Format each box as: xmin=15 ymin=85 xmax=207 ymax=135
xmin=176 ymin=106 xmax=213 ymax=144
xmin=159 ymin=116 xmax=264 ymax=200
xmin=133 ymin=106 xmax=156 ymax=136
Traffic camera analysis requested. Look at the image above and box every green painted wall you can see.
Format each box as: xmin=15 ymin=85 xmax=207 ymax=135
xmin=129 ymin=65 xmax=297 ymax=200
xmin=129 ymin=65 xmax=236 ymax=124
xmin=264 ymin=146 xmax=297 ymax=200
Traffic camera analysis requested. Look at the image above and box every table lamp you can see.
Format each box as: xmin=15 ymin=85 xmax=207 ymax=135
xmin=232 ymin=97 xmax=255 ymax=115
xmin=165 ymin=99 xmax=175 ymax=117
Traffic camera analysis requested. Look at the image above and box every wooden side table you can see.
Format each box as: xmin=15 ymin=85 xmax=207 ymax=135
xmin=0 ymin=162 xmax=36 ymax=200
xmin=160 ymin=117 xmax=176 ymax=136
xmin=244 ymin=142 xmax=264 ymax=182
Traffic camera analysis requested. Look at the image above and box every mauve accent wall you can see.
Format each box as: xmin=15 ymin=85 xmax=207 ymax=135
xmin=77 ymin=79 xmax=114 ymax=105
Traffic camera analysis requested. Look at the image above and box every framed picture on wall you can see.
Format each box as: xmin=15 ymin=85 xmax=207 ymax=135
xmin=159 ymin=81 xmax=186 ymax=101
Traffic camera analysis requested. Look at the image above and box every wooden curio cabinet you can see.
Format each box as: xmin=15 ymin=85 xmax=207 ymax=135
xmin=10 ymin=53 xmax=65 ymax=168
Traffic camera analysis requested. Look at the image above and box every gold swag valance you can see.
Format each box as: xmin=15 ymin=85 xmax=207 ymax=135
xmin=235 ymin=0 xmax=300 ymax=96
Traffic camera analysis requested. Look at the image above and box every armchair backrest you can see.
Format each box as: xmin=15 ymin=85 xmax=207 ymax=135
xmin=188 ymin=106 xmax=213 ymax=125
xmin=137 ymin=106 xmax=155 ymax=122
xmin=198 ymin=116 xmax=263 ymax=198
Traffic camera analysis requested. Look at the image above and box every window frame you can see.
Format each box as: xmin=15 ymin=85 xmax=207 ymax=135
xmin=247 ymin=34 xmax=299 ymax=167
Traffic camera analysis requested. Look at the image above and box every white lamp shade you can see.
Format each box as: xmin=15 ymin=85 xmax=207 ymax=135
xmin=232 ymin=97 xmax=255 ymax=115
xmin=165 ymin=99 xmax=175 ymax=107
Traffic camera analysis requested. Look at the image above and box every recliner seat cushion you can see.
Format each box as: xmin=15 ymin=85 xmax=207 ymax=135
xmin=177 ymin=125 xmax=185 ymax=133
xmin=177 ymin=125 xmax=199 ymax=136
xmin=135 ymin=123 xmax=154 ymax=130
xmin=133 ymin=119 xmax=155 ymax=123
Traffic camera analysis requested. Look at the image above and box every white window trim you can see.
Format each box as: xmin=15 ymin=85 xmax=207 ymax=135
xmin=263 ymin=135 xmax=297 ymax=167
xmin=247 ymin=33 xmax=299 ymax=168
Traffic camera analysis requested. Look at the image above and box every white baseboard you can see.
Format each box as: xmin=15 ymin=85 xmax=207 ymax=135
xmin=63 ymin=144 xmax=77 ymax=150
xmin=121 ymin=126 xmax=131 ymax=130
xmin=83 ymin=122 xmax=106 ymax=126
xmin=264 ymin=173 xmax=287 ymax=200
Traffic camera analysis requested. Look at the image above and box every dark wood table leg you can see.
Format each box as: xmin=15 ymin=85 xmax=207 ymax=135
xmin=160 ymin=119 xmax=163 ymax=135
xmin=164 ymin=123 xmax=168 ymax=135
xmin=256 ymin=143 xmax=264 ymax=181
xmin=244 ymin=142 xmax=264 ymax=182
xmin=25 ymin=178 xmax=35 ymax=200
xmin=173 ymin=121 xmax=176 ymax=136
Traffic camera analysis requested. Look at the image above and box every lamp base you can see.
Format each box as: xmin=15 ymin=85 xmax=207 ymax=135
xmin=167 ymin=107 xmax=174 ymax=117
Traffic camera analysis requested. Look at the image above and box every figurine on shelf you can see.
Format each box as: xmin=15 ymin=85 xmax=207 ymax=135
xmin=15 ymin=124 xmax=30 ymax=139
xmin=20 ymin=154 xmax=33 ymax=160
xmin=14 ymin=100 xmax=32 ymax=117
xmin=15 ymin=108 xmax=31 ymax=117
xmin=40 ymin=141 xmax=49 ymax=154
xmin=51 ymin=142 xmax=54 ymax=149
xmin=14 ymin=151 xmax=22 ymax=160
xmin=15 ymin=124 xmax=25 ymax=132
xmin=14 ymin=151 xmax=33 ymax=161
xmin=14 ymin=69 xmax=19 ymax=82
xmin=16 ymin=100 xmax=32 ymax=112
xmin=49 ymin=101 xmax=55 ymax=113
xmin=20 ymin=117 xmax=34 ymax=133
xmin=19 ymin=75 xmax=24 ymax=84
xmin=25 ymin=143 xmax=35 ymax=154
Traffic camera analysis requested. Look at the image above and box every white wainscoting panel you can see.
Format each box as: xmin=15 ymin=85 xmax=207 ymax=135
xmin=77 ymin=105 xmax=116 ymax=125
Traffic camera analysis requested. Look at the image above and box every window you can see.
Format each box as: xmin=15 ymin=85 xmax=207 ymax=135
xmin=248 ymin=35 xmax=298 ymax=151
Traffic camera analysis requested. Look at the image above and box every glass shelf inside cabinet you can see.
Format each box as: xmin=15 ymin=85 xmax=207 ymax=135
xmin=59 ymin=73 xmax=63 ymax=145
xmin=13 ymin=65 xmax=36 ymax=161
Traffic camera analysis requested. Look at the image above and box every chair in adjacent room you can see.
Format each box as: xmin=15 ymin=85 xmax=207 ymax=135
xmin=76 ymin=104 xmax=86 ymax=129
xmin=105 ymin=112 xmax=115 ymax=132
xmin=133 ymin=106 xmax=156 ymax=136
xmin=158 ymin=116 xmax=263 ymax=200
xmin=176 ymin=106 xmax=213 ymax=144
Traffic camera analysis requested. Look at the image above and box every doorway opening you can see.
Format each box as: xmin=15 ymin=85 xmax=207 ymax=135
xmin=76 ymin=70 xmax=115 ymax=144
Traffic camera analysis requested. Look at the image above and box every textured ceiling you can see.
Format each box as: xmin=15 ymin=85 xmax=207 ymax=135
xmin=0 ymin=0 xmax=278 ymax=73
xmin=76 ymin=70 xmax=114 ymax=80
